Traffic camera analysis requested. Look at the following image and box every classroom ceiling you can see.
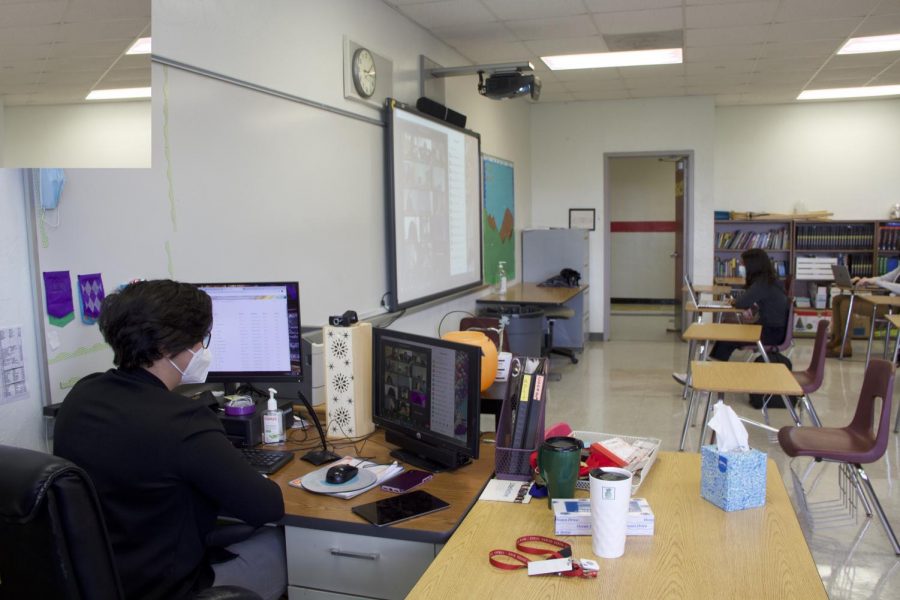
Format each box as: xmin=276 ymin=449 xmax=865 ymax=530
xmin=385 ymin=0 xmax=900 ymax=105
xmin=0 ymin=0 xmax=150 ymax=106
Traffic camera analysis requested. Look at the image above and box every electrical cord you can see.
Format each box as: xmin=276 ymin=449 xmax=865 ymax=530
xmin=437 ymin=309 xmax=476 ymax=337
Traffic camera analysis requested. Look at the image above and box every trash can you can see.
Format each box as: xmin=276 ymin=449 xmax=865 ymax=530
xmin=479 ymin=304 xmax=545 ymax=357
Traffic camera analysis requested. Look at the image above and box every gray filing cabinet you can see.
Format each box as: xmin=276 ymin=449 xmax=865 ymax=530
xmin=521 ymin=229 xmax=590 ymax=347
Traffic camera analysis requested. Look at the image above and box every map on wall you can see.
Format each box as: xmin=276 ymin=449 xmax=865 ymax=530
xmin=483 ymin=155 xmax=515 ymax=285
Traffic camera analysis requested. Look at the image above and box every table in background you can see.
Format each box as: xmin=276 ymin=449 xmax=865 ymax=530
xmin=270 ymin=431 xmax=494 ymax=600
xmin=832 ymin=285 xmax=887 ymax=360
xmin=685 ymin=361 xmax=803 ymax=451
xmin=855 ymin=294 xmax=900 ymax=367
xmin=684 ymin=301 xmax=743 ymax=324
xmin=406 ymin=452 xmax=826 ymax=600
xmin=477 ymin=283 xmax=589 ymax=350
xmin=678 ymin=323 xmax=763 ymax=437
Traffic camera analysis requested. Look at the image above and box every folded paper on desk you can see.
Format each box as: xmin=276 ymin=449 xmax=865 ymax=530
xmin=700 ymin=402 xmax=766 ymax=511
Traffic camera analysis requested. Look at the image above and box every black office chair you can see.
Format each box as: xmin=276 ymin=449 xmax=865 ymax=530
xmin=0 ymin=444 xmax=260 ymax=600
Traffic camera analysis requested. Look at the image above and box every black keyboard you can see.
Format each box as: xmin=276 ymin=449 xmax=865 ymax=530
xmin=240 ymin=448 xmax=294 ymax=475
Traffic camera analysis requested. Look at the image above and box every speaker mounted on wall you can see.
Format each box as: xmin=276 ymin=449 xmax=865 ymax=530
xmin=416 ymin=96 xmax=467 ymax=129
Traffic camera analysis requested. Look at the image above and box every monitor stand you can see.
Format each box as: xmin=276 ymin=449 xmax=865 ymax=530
xmin=388 ymin=449 xmax=470 ymax=474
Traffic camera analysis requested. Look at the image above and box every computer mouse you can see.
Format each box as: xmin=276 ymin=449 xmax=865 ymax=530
xmin=325 ymin=464 xmax=358 ymax=485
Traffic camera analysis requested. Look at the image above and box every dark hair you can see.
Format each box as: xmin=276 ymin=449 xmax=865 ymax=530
xmin=741 ymin=248 xmax=777 ymax=287
xmin=98 ymin=280 xmax=212 ymax=369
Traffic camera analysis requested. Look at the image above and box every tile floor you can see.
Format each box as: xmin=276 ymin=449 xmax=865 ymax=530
xmin=543 ymin=333 xmax=900 ymax=600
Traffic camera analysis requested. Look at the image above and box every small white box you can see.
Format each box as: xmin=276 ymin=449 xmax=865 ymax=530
xmin=552 ymin=498 xmax=655 ymax=536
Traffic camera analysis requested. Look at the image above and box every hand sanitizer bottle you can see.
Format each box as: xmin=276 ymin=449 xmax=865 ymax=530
xmin=263 ymin=387 xmax=285 ymax=444
xmin=497 ymin=261 xmax=508 ymax=294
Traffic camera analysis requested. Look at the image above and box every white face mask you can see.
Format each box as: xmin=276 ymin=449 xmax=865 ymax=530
xmin=168 ymin=347 xmax=213 ymax=384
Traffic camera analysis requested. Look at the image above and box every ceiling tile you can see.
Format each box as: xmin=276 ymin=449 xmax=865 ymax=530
xmin=715 ymin=93 xmax=744 ymax=105
xmin=536 ymin=89 xmax=576 ymax=102
xmin=873 ymin=0 xmax=900 ymax=14
xmin=562 ymin=78 xmax=627 ymax=93
xmin=431 ymin=21 xmax=516 ymax=44
xmin=749 ymin=71 xmax=813 ymax=84
xmin=57 ymin=19 xmax=147 ymax=43
xmin=774 ymin=0 xmax=879 ymax=22
xmin=625 ymin=75 xmax=686 ymax=89
xmin=735 ymin=91 xmax=801 ymax=103
xmin=586 ymin=0 xmax=681 ymax=12
xmin=762 ymin=40 xmax=841 ymax=59
xmin=553 ymin=68 xmax=624 ymax=84
xmin=686 ymin=84 xmax=746 ymax=95
xmin=766 ymin=18 xmax=860 ymax=43
xmin=506 ymin=15 xmax=599 ymax=40
xmin=808 ymin=70 xmax=881 ymax=86
xmin=49 ymin=40 xmax=130 ymax=58
xmin=854 ymin=13 xmax=900 ymax=36
xmin=629 ymin=86 xmax=685 ymax=98
xmin=619 ymin=63 xmax=685 ymax=78
xmin=686 ymin=73 xmax=752 ymax=86
xmin=686 ymin=43 xmax=764 ymax=61
xmin=61 ymin=0 xmax=151 ymax=23
xmin=591 ymin=8 xmax=683 ymax=35
xmin=525 ymin=35 xmax=610 ymax=56
xmin=754 ymin=56 xmax=823 ymax=71
xmin=482 ymin=0 xmax=587 ymax=21
xmin=392 ymin=0 xmax=496 ymax=29
xmin=686 ymin=1 xmax=779 ymax=29
xmin=450 ymin=40 xmax=533 ymax=63
xmin=40 ymin=70 xmax=99 ymax=85
xmin=0 ymin=24 xmax=60 ymax=44
xmin=0 ymin=43 xmax=52 ymax=61
xmin=873 ymin=73 xmax=900 ymax=85
xmin=686 ymin=24 xmax=769 ymax=47
xmin=685 ymin=60 xmax=756 ymax=75
xmin=828 ymin=53 xmax=900 ymax=69
xmin=0 ymin=0 xmax=66 ymax=28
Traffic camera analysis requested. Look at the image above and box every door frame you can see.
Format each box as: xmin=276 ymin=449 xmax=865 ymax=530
xmin=602 ymin=151 xmax=695 ymax=341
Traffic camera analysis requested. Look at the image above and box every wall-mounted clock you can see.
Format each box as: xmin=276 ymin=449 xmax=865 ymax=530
xmin=351 ymin=47 xmax=377 ymax=99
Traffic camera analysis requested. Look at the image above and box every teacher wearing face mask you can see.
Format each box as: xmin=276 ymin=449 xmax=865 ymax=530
xmin=55 ymin=280 xmax=285 ymax=600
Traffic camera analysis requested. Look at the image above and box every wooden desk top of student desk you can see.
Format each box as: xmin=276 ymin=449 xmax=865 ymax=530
xmin=478 ymin=283 xmax=587 ymax=306
xmin=406 ymin=452 xmax=825 ymax=599
xmin=268 ymin=431 xmax=495 ymax=544
xmin=689 ymin=361 xmax=803 ymax=396
xmin=683 ymin=322 xmax=761 ymax=344
xmin=684 ymin=301 xmax=743 ymax=315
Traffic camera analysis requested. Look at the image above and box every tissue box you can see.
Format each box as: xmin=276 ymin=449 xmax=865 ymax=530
xmin=700 ymin=445 xmax=767 ymax=512
xmin=552 ymin=498 xmax=655 ymax=536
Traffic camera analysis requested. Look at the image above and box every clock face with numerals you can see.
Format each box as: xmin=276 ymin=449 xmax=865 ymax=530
xmin=352 ymin=47 xmax=376 ymax=98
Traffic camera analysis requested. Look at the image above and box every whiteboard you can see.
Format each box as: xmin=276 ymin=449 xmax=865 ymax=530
xmin=36 ymin=64 xmax=389 ymax=403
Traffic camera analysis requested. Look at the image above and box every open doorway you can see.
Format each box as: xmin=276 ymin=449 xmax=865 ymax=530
xmin=603 ymin=152 xmax=692 ymax=341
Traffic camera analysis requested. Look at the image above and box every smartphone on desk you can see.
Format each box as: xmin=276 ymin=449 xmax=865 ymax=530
xmin=352 ymin=490 xmax=449 ymax=527
xmin=381 ymin=469 xmax=433 ymax=493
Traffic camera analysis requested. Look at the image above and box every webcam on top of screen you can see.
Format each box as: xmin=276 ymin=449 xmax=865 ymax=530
xmin=329 ymin=310 xmax=359 ymax=327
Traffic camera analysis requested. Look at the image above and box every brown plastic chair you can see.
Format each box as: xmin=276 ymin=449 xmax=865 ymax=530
xmin=777 ymin=358 xmax=899 ymax=555
xmin=789 ymin=320 xmax=829 ymax=427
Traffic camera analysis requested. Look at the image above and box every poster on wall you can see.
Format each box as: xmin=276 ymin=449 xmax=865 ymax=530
xmin=482 ymin=155 xmax=515 ymax=286
xmin=1 ymin=326 xmax=28 ymax=404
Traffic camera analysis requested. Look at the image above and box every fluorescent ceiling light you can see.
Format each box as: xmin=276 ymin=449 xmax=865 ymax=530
xmin=838 ymin=33 xmax=900 ymax=55
xmin=127 ymin=37 xmax=151 ymax=54
xmin=86 ymin=87 xmax=152 ymax=100
xmin=541 ymin=48 xmax=682 ymax=70
xmin=797 ymin=85 xmax=900 ymax=100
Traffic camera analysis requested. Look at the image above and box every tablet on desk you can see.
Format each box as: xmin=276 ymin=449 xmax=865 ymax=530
xmin=352 ymin=490 xmax=450 ymax=527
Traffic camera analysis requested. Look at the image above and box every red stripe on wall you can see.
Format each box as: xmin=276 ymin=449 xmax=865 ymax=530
xmin=610 ymin=221 xmax=677 ymax=233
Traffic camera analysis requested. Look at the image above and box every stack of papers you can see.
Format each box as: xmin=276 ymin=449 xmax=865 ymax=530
xmin=479 ymin=478 xmax=533 ymax=503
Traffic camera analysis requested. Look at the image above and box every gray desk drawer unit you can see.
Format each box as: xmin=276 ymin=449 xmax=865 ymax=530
xmin=286 ymin=526 xmax=441 ymax=599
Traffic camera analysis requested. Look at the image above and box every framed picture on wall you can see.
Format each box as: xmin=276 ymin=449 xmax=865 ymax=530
xmin=569 ymin=208 xmax=595 ymax=231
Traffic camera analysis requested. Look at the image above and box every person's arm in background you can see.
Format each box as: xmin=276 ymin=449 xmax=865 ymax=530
xmin=858 ymin=265 xmax=900 ymax=295
xmin=732 ymin=280 xmax=765 ymax=310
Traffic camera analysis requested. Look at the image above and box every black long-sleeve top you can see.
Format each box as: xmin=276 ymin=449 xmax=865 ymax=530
xmin=54 ymin=368 xmax=284 ymax=600
xmin=734 ymin=278 xmax=789 ymax=328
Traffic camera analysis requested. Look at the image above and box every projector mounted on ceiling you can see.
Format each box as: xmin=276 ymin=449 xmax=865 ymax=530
xmin=477 ymin=71 xmax=541 ymax=101
xmin=423 ymin=61 xmax=539 ymax=102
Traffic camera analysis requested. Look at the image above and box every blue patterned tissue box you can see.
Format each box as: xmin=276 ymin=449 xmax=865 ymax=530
xmin=700 ymin=445 xmax=767 ymax=511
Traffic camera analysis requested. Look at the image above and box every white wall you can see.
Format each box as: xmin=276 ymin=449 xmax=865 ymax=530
xmin=0 ymin=102 xmax=5 ymax=165
xmin=531 ymin=96 xmax=716 ymax=335
xmin=609 ymin=157 xmax=675 ymax=300
xmin=714 ymin=100 xmax=900 ymax=219
xmin=0 ymin=169 xmax=45 ymax=450
xmin=3 ymin=101 xmax=151 ymax=168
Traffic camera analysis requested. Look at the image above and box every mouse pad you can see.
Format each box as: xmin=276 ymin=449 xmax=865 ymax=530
xmin=300 ymin=466 xmax=377 ymax=494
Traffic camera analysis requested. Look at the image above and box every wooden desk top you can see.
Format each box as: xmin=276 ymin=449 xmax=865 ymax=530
xmin=856 ymin=294 xmax=900 ymax=308
xmin=478 ymin=283 xmax=587 ymax=306
xmin=690 ymin=361 xmax=803 ymax=396
xmin=684 ymin=301 xmax=743 ymax=314
xmin=886 ymin=314 xmax=900 ymax=329
xmin=270 ymin=430 xmax=495 ymax=543
xmin=406 ymin=452 xmax=825 ymax=599
xmin=683 ymin=284 xmax=732 ymax=295
xmin=683 ymin=322 xmax=761 ymax=344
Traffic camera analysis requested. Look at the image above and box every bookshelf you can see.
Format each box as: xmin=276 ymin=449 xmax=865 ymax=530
xmin=876 ymin=221 xmax=900 ymax=276
xmin=713 ymin=220 xmax=791 ymax=280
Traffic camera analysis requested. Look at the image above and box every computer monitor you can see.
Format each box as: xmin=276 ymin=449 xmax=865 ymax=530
xmin=372 ymin=328 xmax=481 ymax=472
xmin=194 ymin=282 xmax=302 ymax=383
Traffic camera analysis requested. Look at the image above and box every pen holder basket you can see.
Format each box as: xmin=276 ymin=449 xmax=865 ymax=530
xmin=494 ymin=357 xmax=548 ymax=481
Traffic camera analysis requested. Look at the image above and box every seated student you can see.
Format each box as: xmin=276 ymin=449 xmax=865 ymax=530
xmin=54 ymin=280 xmax=286 ymax=600
xmin=708 ymin=248 xmax=790 ymax=362
xmin=828 ymin=265 xmax=900 ymax=358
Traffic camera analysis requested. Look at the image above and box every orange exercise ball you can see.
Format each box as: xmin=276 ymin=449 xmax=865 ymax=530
xmin=441 ymin=330 xmax=499 ymax=393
